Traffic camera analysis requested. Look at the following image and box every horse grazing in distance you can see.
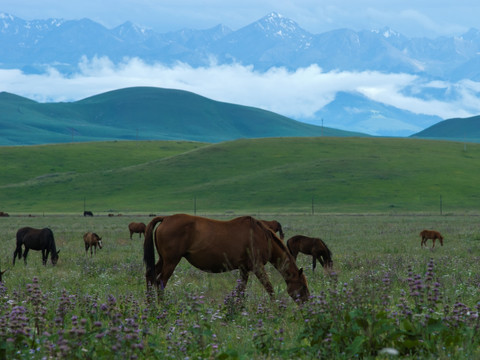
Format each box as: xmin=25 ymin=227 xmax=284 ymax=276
xmin=84 ymin=232 xmax=103 ymax=256
xmin=260 ymin=220 xmax=285 ymax=240
xmin=84 ymin=211 xmax=93 ymax=217
xmin=420 ymin=230 xmax=444 ymax=249
xmin=287 ymin=235 xmax=333 ymax=272
xmin=129 ymin=222 xmax=146 ymax=239
xmin=144 ymin=214 xmax=309 ymax=303
xmin=13 ymin=227 xmax=60 ymax=266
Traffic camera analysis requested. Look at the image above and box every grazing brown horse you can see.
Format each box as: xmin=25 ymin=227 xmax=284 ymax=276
xmin=13 ymin=227 xmax=60 ymax=266
xmin=143 ymin=214 xmax=310 ymax=302
xmin=84 ymin=232 xmax=103 ymax=256
xmin=420 ymin=230 xmax=444 ymax=249
xmin=260 ymin=220 xmax=285 ymax=240
xmin=129 ymin=222 xmax=146 ymax=239
xmin=287 ymin=235 xmax=333 ymax=272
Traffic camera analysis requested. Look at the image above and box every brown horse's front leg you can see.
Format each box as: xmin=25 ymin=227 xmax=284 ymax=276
xmin=253 ymin=266 xmax=275 ymax=299
xmin=42 ymin=249 xmax=48 ymax=265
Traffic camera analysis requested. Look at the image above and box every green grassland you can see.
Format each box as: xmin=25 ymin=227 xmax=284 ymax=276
xmin=1 ymin=137 xmax=479 ymax=214
xmin=1 ymin=214 xmax=479 ymax=358
xmin=0 ymin=88 xmax=365 ymax=145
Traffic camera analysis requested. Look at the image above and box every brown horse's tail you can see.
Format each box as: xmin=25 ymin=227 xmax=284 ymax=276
xmin=286 ymin=238 xmax=294 ymax=257
xmin=319 ymin=238 xmax=333 ymax=267
xmin=277 ymin=222 xmax=285 ymax=240
xmin=143 ymin=216 xmax=167 ymax=287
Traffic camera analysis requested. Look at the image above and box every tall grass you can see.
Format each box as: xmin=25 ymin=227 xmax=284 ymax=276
xmin=1 ymin=214 xmax=479 ymax=358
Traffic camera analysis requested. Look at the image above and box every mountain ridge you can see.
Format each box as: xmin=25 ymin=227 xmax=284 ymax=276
xmin=0 ymin=86 xmax=367 ymax=145
xmin=2 ymin=11 xmax=480 ymax=79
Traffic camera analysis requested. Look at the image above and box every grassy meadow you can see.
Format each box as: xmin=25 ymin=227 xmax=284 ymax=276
xmin=1 ymin=213 xmax=479 ymax=359
xmin=1 ymin=137 xmax=480 ymax=214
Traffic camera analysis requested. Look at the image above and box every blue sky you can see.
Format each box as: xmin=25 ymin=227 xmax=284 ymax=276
xmin=2 ymin=0 xmax=479 ymax=38
xmin=2 ymin=1 xmax=480 ymax=135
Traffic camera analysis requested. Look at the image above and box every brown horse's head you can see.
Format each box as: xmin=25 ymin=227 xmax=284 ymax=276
xmin=94 ymin=233 xmax=103 ymax=249
xmin=286 ymin=267 xmax=310 ymax=303
xmin=51 ymin=250 xmax=60 ymax=265
xmin=438 ymin=235 xmax=444 ymax=246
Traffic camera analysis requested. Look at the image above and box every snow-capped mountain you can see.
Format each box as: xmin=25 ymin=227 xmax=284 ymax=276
xmin=1 ymin=11 xmax=480 ymax=136
xmin=2 ymin=11 xmax=480 ymax=79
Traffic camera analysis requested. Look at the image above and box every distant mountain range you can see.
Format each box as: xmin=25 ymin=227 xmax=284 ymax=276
xmin=1 ymin=11 xmax=480 ymax=138
xmin=2 ymin=11 xmax=480 ymax=80
xmin=0 ymin=87 xmax=367 ymax=145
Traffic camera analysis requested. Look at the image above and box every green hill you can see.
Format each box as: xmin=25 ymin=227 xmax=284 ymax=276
xmin=0 ymin=87 xmax=366 ymax=145
xmin=0 ymin=137 xmax=479 ymax=214
xmin=411 ymin=115 xmax=480 ymax=142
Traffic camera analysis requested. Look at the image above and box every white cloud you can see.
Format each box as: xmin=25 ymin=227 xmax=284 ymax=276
xmin=1 ymin=56 xmax=480 ymax=123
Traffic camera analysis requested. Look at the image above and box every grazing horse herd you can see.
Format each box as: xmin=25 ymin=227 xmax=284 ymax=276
xmin=4 ymin=213 xmax=444 ymax=303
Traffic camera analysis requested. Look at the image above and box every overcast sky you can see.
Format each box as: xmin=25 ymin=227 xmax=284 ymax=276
xmin=2 ymin=1 xmax=480 ymax=134
xmin=2 ymin=0 xmax=479 ymax=38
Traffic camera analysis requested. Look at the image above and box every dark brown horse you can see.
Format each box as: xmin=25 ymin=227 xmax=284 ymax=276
xmin=84 ymin=232 xmax=103 ymax=256
xmin=287 ymin=235 xmax=333 ymax=272
xmin=129 ymin=222 xmax=146 ymax=239
xmin=260 ymin=220 xmax=285 ymax=240
xmin=420 ymin=230 xmax=444 ymax=249
xmin=13 ymin=227 xmax=60 ymax=266
xmin=143 ymin=214 xmax=309 ymax=302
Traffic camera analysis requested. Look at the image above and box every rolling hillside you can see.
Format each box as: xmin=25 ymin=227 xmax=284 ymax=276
xmin=411 ymin=115 xmax=480 ymax=142
xmin=0 ymin=87 xmax=365 ymax=145
xmin=0 ymin=138 xmax=479 ymax=214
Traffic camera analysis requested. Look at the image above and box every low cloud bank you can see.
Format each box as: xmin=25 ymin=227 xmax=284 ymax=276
xmin=1 ymin=56 xmax=479 ymax=126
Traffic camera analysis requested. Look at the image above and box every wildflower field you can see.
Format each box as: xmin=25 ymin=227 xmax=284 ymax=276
xmin=1 ymin=213 xmax=479 ymax=359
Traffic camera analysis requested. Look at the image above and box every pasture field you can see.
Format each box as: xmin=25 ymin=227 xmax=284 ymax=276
xmin=1 ymin=138 xmax=480 ymax=214
xmin=1 ymin=213 xmax=479 ymax=359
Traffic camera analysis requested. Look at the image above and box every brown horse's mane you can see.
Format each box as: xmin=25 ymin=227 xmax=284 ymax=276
xmin=255 ymin=219 xmax=297 ymax=265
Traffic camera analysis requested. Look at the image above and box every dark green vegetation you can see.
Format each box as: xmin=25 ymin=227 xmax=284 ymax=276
xmin=411 ymin=114 xmax=480 ymax=142
xmin=0 ymin=87 xmax=365 ymax=145
xmin=1 ymin=214 xmax=479 ymax=359
xmin=1 ymin=137 xmax=479 ymax=214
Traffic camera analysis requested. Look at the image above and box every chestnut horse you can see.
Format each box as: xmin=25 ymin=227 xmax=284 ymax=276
xmin=260 ymin=220 xmax=285 ymax=240
xmin=143 ymin=214 xmax=309 ymax=302
xmin=84 ymin=232 xmax=103 ymax=256
xmin=287 ymin=235 xmax=333 ymax=272
xmin=129 ymin=222 xmax=146 ymax=239
xmin=13 ymin=227 xmax=60 ymax=266
xmin=420 ymin=230 xmax=444 ymax=249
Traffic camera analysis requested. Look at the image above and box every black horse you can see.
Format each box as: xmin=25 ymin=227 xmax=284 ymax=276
xmin=13 ymin=227 xmax=60 ymax=266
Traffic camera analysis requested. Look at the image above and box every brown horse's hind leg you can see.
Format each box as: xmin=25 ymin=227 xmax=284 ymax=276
xmin=235 ymin=269 xmax=249 ymax=296
xmin=155 ymin=258 xmax=181 ymax=291
xmin=253 ymin=265 xmax=275 ymax=299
